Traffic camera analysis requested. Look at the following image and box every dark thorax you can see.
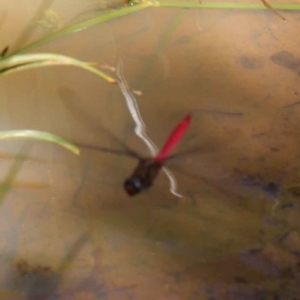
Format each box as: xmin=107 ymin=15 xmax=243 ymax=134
xmin=124 ymin=159 xmax=163 ymax=196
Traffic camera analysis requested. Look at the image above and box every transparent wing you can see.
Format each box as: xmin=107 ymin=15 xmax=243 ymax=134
xmin=166 ymin=151 xmax=281 ymax=201
xmin=58 ymin=87 xmax=140 ymax=159
xmin=76 ymin=142 xmax=138 ymax=158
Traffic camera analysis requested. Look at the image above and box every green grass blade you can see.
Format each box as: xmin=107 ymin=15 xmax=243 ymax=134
xmin=0 ymin=130 xmax=79 ymax=155
xmin=10 ymin=1 xmax=152 ymax=56
xmin=156 ymin=2 xmax=300 ymax=10
xmin=0 ymin=53 xmax=117 ymax=83
xmin=7 ymin=2 xmax=300 ymax=57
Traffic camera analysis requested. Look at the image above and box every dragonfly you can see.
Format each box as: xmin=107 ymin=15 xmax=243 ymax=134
xmin=123 ymin=114 xmax=191 ymax=195
xmin=76 ymin=113 xmax=281 ymax=199
xmin=60 ymin=87 xmax=197 ymax=197
xmin=77 ymin=114 xmax=192 ymax=196
xmin=60 ymin=88 xmax=281 ymax=200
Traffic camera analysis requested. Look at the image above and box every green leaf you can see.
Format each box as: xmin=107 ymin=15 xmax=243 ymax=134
xmin=0 ymin=130 xmax=79 ymax=155
xmin=0 ymin=53 xmax=116 ymax=83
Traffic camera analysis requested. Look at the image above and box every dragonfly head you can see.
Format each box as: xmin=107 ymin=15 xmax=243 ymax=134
xmin=124 ymin=177 xmax=144 ymax=196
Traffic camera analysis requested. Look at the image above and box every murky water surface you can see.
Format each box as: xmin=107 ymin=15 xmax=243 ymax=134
xmin=1 ymin=0 xmax=300 ymax=299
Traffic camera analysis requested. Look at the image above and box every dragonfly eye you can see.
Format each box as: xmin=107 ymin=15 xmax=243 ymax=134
xmin=124 ymin=177 xmax=143 ymax=196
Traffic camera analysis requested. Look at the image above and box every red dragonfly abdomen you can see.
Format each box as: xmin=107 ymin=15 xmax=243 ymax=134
xmin=154 ymin=114 xmax=191 ymax=162
xmin=124 ymin=114 xmax=191 ymax=196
